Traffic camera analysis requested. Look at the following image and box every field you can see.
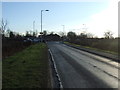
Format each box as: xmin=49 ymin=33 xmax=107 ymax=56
xmin=2 ymin=43 xmax=51 ymax=88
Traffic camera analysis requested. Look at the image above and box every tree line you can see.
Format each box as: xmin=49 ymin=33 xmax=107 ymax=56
xmin=1 ymin=19 xmax=119 ymax=57
xmin=64 ymin=31 xmax=118 ymax=54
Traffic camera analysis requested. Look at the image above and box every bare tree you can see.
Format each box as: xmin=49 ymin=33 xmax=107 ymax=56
xmin=9 ymin=31 xmax=15 ymax=38
xmin=25 ymin=31 xmax=31 ymax=37
xmin=59 ymin=31 xmax=65 ymax=37
xmin=104 ymin=31 xmax=114 ymax=39
xmin=67 ymin=31 xmax=76 ymax=42
xmin=1 ymin=18 xmax=8 ymax=35
xmin=86 ymin=33 xmax=94 ymax=38
xmin=6 ymin=28 xmax=11 ymax=37
xmin=32 ymin=31 xmax=36 ymax=37
xmin=79 ymin=33 xmax=87 ymax=38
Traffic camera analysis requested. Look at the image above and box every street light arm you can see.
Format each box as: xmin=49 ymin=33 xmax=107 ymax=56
xmin=45 ymin=10 xmax=49 ymax=11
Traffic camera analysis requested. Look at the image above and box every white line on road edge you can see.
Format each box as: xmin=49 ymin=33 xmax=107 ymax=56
xmin=48 ymin=49 xmax=63 ymax=88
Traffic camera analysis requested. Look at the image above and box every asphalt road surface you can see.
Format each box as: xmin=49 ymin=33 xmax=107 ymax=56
xmin=47 ymin=41 xmax=119 ymax=88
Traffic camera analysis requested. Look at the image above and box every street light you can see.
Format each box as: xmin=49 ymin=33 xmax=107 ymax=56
xmin=33 ymin=20 xmax=35 ymax=32
xmin=41 ymin=10 xmax=49 ymax=34
xmin=40 ymin=10 xmax=49 ymax=42
xmin=62 ymin=25 xmax=65 ymax=41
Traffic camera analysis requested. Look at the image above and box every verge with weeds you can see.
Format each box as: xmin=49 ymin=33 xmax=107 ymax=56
xmin=64 ymin=41 xmax=118 ymax=55
xmin=3 ymin=43 xmax=50 ymax=88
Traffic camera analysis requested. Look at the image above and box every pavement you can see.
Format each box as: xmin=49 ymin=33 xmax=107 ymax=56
xmin=47 ymin=41 xmax=119 ymax=88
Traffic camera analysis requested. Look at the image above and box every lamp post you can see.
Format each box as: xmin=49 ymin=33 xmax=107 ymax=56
xmin=40 ymin=10 xmax=49 ymax=42
xmin=41 ymin=10 xmax=49 ymax=34
xmin=33 ymin=21 xmax=35 ymax=31
xmin=33 ymin=21 xmax=35 ymax=36
xmin=62 ymin=25 xmax=65 ymax=41
xmin=62 ymin=25 xmax=65 ymax=36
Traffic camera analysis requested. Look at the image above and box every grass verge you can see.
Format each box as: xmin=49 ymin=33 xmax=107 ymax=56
xmin=64 ymin=41 xmax=118 ymax=55
xmin=3 ymin=43 xmax=50 ymax=88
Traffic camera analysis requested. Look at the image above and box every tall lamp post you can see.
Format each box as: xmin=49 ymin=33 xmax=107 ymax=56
xmin=33 ymin=20 xmax=35 ymax=36
xmin=33 ymin=21 xmax=35 ymax=31
xmin=40 ymin=10 xmax=49 ymax=42
xmin=41 ymin=10 xmax=49 ymax=34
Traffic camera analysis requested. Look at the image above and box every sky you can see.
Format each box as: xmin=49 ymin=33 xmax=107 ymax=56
xmin=1 ymin=0 xmax=119 ymax=37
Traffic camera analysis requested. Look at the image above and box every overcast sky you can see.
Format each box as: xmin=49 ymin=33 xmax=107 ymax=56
xmin=2 ymin=0 xmax=119 ymax=37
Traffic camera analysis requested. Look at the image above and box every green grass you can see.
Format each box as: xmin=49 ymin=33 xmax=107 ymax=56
xmin=64 ymin=42 xmax=80 ymax=47
xmin=64 ymin=41 xmax=118 ymax=55
xmin=3 ymin=43 xmax=50 ymax=88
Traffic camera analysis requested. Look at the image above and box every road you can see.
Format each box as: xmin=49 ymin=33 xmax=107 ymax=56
xmin=47 ymin=41 xmax=119 ymax=88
